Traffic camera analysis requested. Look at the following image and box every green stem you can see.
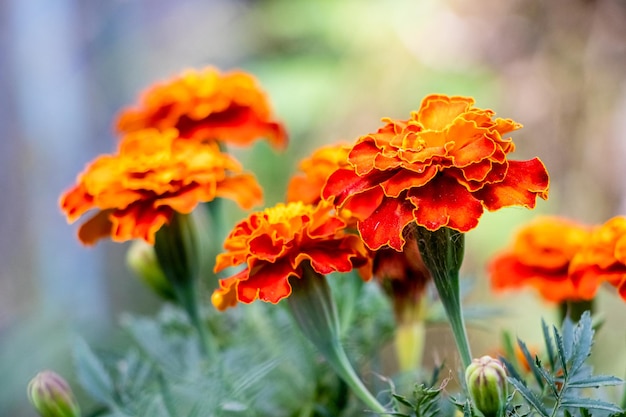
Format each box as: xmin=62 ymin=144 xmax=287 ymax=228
xmin=324 ymin=340 xmax=388 ymax=414
xmin=558 ymin=299 xmax=594 ymax=324
xmin=415 ymin=226 xmax=472 ymax=368
xmin=173 ymin=280 xmax=215 ymax=357
xmin=287 ymin=267 xmax=389 ymax=414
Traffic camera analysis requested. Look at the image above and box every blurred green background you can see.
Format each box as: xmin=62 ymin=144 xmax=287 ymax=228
xmin=1 ymin=0 xmax=626 ymax=415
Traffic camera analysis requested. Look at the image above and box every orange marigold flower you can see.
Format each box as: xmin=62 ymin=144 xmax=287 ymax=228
xmin=211 ymin=200 xmax=372 ymax=311
xmin=60 ymin=128 xmax=263 ymax=245
xmin=286 ymin=143 xmax=351 ymax=205
xmin=116 ymin=67 xmax=287 ymax=149
xmin=322 ymin=94 xmax=550 ymax=251
xmin=489 ymin=217 xmax=596 ymax=303
xmin=570 ymin=216 xmax=626 ymax=301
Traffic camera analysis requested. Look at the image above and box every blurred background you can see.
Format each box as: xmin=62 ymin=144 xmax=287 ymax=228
xmin=1 ymin=0 xmax=626 ymax=415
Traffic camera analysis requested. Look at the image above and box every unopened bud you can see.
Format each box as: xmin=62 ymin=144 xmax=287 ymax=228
xmin=127 ymin=239 xmax=175 ymax=300
xmin=27 ymin=370 xmax=80 ymax=417
xmin=465 ymin=355 xmax=508 ymax=417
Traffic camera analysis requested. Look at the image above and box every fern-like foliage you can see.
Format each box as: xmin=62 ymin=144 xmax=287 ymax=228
xmin=501 ymin=311 xmax=623 ymax=417
xmin=72 ymin=273 xmax=395 ymax=417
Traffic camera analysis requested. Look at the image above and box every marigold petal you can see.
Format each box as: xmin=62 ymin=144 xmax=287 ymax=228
xmin=357 ymin=196 xmax=416 ymax=251
xmin=322 ymin=168 xmax=391 ymax=207
xmin=237 ymin=259 xmax=297 ymax=304
xmin=77 ymin=210 xmax=114 ymax=246
xmin=406 ymin=176 xmax=482 ymax=232
xmin=473 ymin=158 xmax=549 ymax=211
xmin=109 ymin=203 xmax=172 ymax=244
xmin=211 ymin=273 xmax=243 ymax=311
xmin=249 ymin=233 xmax=287 ymax=262
xmin=379 ymin=165 xmax=438 ymax=198
xmin=60 ymin=183 xmax=94 ymax=222
xmin=215 ymin=174 xmax=263 ymax=209
xmin=295 ymin=236 xmax=367 ymax=274
xmin=414 ymin=95 xmax=474 ymax=130
xmin=341 ymin=186 xmax=385 ymax=221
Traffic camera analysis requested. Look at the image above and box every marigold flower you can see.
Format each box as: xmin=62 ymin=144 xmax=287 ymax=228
xmin=286 ymin=143 xmax=351 ymax=205
xmin=489 ymin=217 xmax=597 ymax=302
xmin=211 ymin=200 xmax=371 ymax=311
xmin=322 ymin=94 xmax=550 ymax=251
xmin=570 ymin=216 xmax=626 ymax=301
xmin=60 ymin=128 xmax=262 ymax=245
xmin=116 ymin=67 xmax=287 ymax=149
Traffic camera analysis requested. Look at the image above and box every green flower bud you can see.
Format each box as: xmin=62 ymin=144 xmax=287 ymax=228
xmin=27 ymin=370 xmax=80 ymax=417
xmin=126 ymin=239 xmax=176 ymax=300
xmin=465 ymin=355 xmax=508 ymax=417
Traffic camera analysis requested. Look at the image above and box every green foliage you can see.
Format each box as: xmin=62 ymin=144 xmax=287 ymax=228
xmin=387 ymin=365 xmax=456 ymax=417
xmin=501 ymin=312 xmax=623 ymax=417
xmin=72 ymin=273 xmax=395 ymax=417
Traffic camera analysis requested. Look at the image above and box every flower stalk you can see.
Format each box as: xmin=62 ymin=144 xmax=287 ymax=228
xmin=287 ymin=265 xmax=388 ymax=414
xmin=414 ymin=225 xmax=472 ymax=368
xmin=154 ymin=212 xmax=215 ymax=357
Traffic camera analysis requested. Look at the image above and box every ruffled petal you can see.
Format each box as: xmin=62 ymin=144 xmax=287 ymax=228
xmin=408 ymin=176 xmax=483 ymax=232
xmin=473 ymin=158 xmax=549 ymax=211
xmin=357 ymin=196 xmax=416 ymax=251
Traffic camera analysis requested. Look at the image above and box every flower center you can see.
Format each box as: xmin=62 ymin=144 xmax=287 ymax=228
xmin=263 ymin=201 xmax=309 ymax=224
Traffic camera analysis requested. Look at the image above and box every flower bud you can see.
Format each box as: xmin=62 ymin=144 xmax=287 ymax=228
xmin=465 ymin=355 xmax=508 ymax=417
xmin=126 ymin=239 xmax=175 ymax=300
xmin=27 ymin=370 xmax=80 ymax=417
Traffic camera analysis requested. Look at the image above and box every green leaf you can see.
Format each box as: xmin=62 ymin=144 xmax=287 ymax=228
xmin=499 ymin=356 xmax=525 ymax=387
xmin=568 ymin=375 xmax=623 ymax=388
xmin=73 ymin=337 xmax=116 ymax=407
xmin=517 ymin=338 xmax=545 ymax=390
xmin=462 ymin=399 xmax=472 ymax=417
xmin=570 ymin=311 xmax=593 ymax=374
xmin=507 ymin=377 xmax=550 ymax=417
xmin=541 ymin=319 xmax=556 ymax=372
xmin=560 ymin=397 xmax=623 ymax=414
xmin=553 ymin=326 xmax=568 ymax=379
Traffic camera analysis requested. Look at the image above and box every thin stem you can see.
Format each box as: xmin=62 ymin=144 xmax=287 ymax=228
xmin=173 ymin=280 xmax=216 ymax=357
xmin=324 ymin=340 xmax=389 ymax=414
xmin=415 ymin=226 xmax=472 ymax=368
xmin=431 ymin=268 xmax=472 ymax=369
xmin=287 ymin=268 xmax=389 ymax=414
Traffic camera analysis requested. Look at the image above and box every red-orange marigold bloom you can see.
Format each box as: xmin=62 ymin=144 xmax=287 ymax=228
xmin=570 ymin=216 xmax=626 ymax=301
xmin=116 ymin=67 xmax=287 ymax=149
xmin=60 ymin=128 xmax=263 ymax=245
xmin=286 ymin=143 xmax=351 ymax=205
xmin=489 ymin=217 xmax=596 ymax=302
xmin=211 ymin=200 xmax=371 ymax=311
xmin=322 ymin=94 xmax=550 ymax=251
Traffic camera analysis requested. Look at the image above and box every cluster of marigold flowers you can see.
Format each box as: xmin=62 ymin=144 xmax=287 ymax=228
xmin=60 ymin=65 xmax=625 ymax=314
xmin=60 ymin=67 xmax=286 ymax=245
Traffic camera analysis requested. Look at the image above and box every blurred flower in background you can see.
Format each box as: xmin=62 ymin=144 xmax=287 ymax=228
xmin=2 ymin=0 xmax=626 ymax=415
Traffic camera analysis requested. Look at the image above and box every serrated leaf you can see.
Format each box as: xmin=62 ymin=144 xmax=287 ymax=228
xmin=560 ymin=397 xmax=623 ymax=413
xmin=508 ymin=376 xmax=550 ymax=417
xmin=500 ymin=356 xmax=526 ymax=387
xmin=568 ymin=375 xmax=623 ymax=388
xmin=561 ymin=316 xmax=575 ymax=362
xmin=518 ymin=338 xmax=545 ymax=390
xmin=541 ymin=319 xmax=556 ymax=372
xmin=553 ymin=327 xmax=568 ymax=379
xmin=73 ymin=337 xmax=116 ymax=406
xmin=535 ymin=363 xmax=558 ymax=397
xmin=570 ymin=311 xmax=593 ymax=374
xmin=392 ymin=393 xmax=414 ymax=408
